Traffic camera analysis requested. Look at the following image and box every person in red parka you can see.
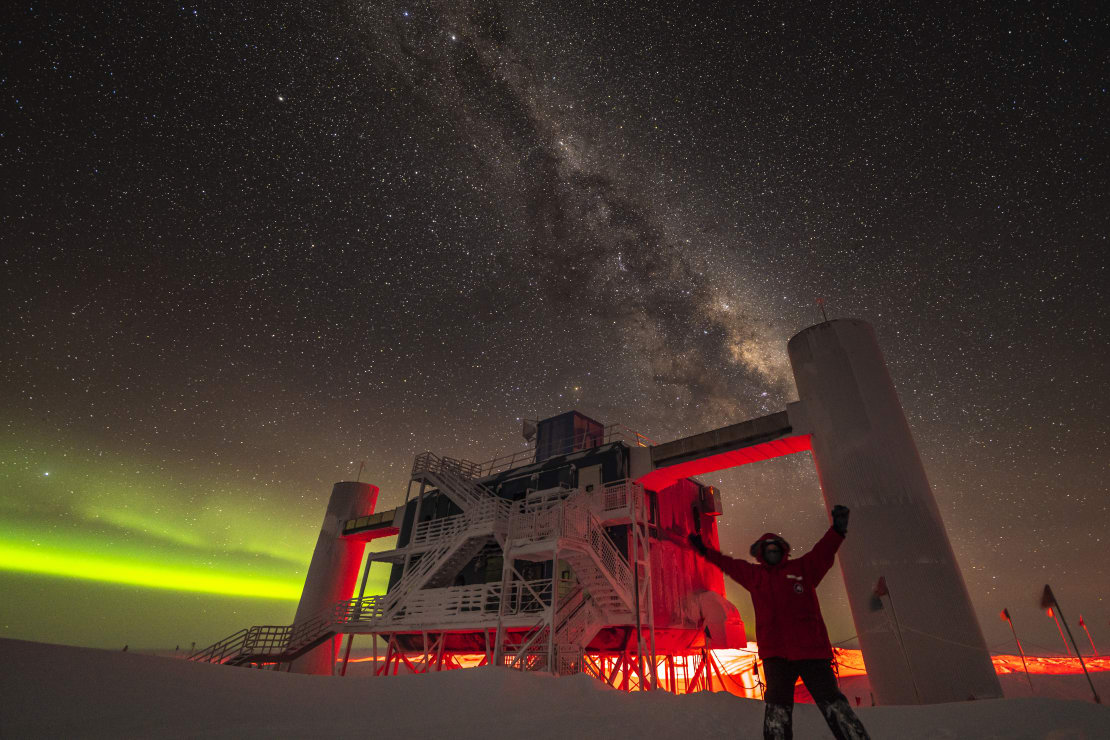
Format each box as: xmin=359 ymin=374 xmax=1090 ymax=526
xmin=688 ymin=504 xmax=869 ymax=740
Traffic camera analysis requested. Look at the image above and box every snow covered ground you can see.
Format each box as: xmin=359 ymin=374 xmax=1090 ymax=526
xmin=1 ymin=638 xmax=1107 ymax=739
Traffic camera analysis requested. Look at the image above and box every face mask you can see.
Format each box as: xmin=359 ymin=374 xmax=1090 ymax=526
xmin=763 ymin=545 xmax=783 ymax=565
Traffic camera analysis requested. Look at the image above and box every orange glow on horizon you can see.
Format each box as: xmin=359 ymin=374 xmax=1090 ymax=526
xmin=340 ymin=645 xmax=1110 ymax=689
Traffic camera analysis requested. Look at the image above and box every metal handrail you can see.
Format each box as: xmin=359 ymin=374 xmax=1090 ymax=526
xmin=562 ymin=500 xmax=635 ymax=596
xmin=595 ymin=480 xmax=647 ymax=521
xmin=507 ymin=493 xmax=635 ymax=602
xmin=414 ymin=423 xmax=655 ymax=483
xmin=381 ymin=496 xmax=510 ymax=619
xmin=410 ymin=496 xmax=509 ymax=547
xmin=411 ymin=452 xmax=502 ymax=511
xmin=188 ymin=628 xmax=249 ymax=664
xmin=410 ymin=511 xmax=471 ymax=547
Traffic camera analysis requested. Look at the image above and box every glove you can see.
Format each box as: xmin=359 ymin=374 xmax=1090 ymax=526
xmin=831 ymin=505 xmax=849 ymax=536
xmin=688 ymin=533 xmax=708 ymax=556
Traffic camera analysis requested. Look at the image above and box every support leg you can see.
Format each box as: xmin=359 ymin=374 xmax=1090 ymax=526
xmin=340 ymin=633 xmax=355 ymax=677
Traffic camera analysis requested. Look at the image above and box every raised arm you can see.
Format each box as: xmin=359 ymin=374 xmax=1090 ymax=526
xmin=798 ymin=526 xmax=845 ymax=584
xmin=687 ymin=533 xmax=758 ymax=591
xmin=798 ymin=505 xmax=849 ymax=584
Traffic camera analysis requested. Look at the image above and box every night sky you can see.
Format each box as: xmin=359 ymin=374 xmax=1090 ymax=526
xmin=3 ymin=2 xmax=1106 ymax=654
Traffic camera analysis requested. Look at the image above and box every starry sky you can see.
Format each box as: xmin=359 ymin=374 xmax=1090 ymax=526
xmin=2 ymin=2 xmax=1106 ymax=653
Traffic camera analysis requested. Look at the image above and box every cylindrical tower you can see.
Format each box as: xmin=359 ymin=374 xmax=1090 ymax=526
xmin=788 ymin=319 xmax=1000 ymax=704
xmin=290 ymin=481 xmax=378 ymax=675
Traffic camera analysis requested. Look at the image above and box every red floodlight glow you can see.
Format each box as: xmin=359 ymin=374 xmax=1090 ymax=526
xmin=637 ymin=434 xmax=813 ymax=490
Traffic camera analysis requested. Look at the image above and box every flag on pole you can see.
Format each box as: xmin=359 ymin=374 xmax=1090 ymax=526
xmin=1041 ymin=585 xmax=1101 ymax=703
xmin=874 ymin=576 xmax=889 ymax=598
xmin=1000 ymin=606 xmax=1034 ymax=691
xmin=1079 ymin=615 xmax=1086 ymax=628
xmin=1040 ymin=584 xmax=1056 ymax=610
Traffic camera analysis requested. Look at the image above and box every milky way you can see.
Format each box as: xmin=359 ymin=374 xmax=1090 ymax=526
xmin=351 ymin=0 xmax=795 ymax=425
xmin=2 ymin=1 xmax=1105 ymax=650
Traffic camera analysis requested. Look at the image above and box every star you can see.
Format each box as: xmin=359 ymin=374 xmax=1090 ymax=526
xmin=1 ymin=0 xmax=1102 ymax=656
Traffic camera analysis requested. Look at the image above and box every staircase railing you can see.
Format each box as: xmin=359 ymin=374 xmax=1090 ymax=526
xmin=335 ymin=594 xmax=388 ymax=624
xmin=383 ymin=496 xmax=510 ymax=618
xmin=555 ymin=587 xmax=599 ymax=648
xmin=563 ymin=500 xmax=635 ymax=601
xmin=499 ymin=578 xmax=554 ymax=617
xmin=593 ymin=480 xmax=647 ymax=522
xmin=507 ymin=496 xmax=634 ymax=606
xmin=470 ymin=424 xmax=656 ymax=478
xmin=382 ymin=538 xmax=457 ymax=615
xmin=411 ymin=452 xmax=494 ymax=510
xmin=241 ymin=625 xmax=296 ymax=659
xmin=412 ymin=451 xmax=483 ymax=480
xmin=188 ymin=628 xmax=249 ymax=664
xmin=410 ymin=511 xmax=471 ymax=548
xmin=555 ymin=648 xmax=604 ymax=680
xmin=505 ymin=618 xmax=550 ymax=670
xmin=396 ymin=583 xmax=501 ymax=624
xmin=189 ymin=606 xmax=334 ymax=665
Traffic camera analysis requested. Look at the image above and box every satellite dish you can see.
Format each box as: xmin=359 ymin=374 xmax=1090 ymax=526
xmin=522 ymin=419 xmax=538 ymax=443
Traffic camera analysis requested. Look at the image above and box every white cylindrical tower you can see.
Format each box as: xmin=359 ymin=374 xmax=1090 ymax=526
xmin=788 ymin=319 xmax=1000 ymax=704
xmin=290 ymin=481 xmax=378 ymax=675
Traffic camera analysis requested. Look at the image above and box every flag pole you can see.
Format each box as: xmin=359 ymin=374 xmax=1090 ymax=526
xmin=876 ymin=576 xmax=922 ymax=703
xmin=1001 ymin=608 xmax=1033 ymax=692
xmin=1047 ymin=607 xmax=1071 ymax=656
xmin=1042 ymin=585 xmax=1101 ymax=704
xmin=1079 ymin=615 xmax=1098 ymax=657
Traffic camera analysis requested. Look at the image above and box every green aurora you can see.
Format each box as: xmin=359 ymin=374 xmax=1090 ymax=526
xmin=0 ymin=427 xmax=395 ymax=648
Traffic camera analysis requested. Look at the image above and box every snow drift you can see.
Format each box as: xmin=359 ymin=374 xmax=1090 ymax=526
xmin=1 ymin=638 xmax=1106 ymax=739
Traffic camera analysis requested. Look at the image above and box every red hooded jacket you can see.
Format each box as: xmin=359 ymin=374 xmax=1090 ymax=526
xmin=704 ymin=527 xmax=844 ymax=660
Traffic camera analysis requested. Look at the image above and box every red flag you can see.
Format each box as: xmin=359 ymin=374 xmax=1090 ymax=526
xmin=874 ymin=576 xmax=889 ymax=597
xmin=1079 ymin=615 xmax=1086 ymax=628
xmin=1046 ymin=606 xmax=1054 ymax=618
xmin=1040 ymin=584 xmax=1056 ymax=610
xmin=1038 ymin=585 xmax=1056 ymax=612
xmin=1001 ymin=608 xmax=1012 ymax=622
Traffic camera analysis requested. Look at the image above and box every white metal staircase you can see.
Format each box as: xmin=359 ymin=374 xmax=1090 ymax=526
xmin=497 ymin=484 xmax=647 ymax=675
xmin=555 ymin=585 xmax=604 ymax=649
xmin=191 ymin=478 xmax=652 ymax=678
xmin=189 ymin=600 xmax=344 ymax=666
xmin=507 ymin=493 xmax=636 ymax=617
xmin=410 ymin=452 xmax=493 ymax=511
xmin=189 ymin=498 xmax=509 ymax=666
xmin=379 ymin=496 xmax=509 ymax=617
xmin=501 ymin=584 xmax=606 ymax=672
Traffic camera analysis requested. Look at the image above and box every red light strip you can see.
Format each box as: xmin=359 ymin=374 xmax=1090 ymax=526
xmin=637 ymin=434 xmax=813 ymax=489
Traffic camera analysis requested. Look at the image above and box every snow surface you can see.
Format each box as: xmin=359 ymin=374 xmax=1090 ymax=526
xmin=1 ymin=638 xmax=1107 ymax=739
